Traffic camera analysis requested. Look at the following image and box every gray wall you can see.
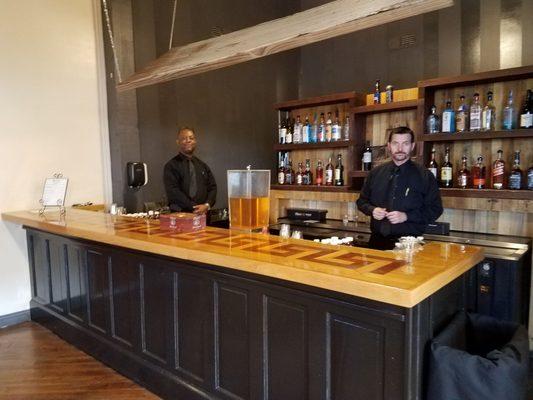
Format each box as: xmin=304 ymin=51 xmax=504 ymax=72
xmin=105 ymin=0 xmax=533 ymax=211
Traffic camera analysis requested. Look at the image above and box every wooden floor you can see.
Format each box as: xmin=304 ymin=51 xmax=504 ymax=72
xmin=0 ymin=322 xmax=160 ymax=400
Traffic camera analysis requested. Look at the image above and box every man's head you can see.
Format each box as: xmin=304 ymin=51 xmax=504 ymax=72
xmin=177 ymin=127 xmax=196 ymax=156
xmin=387 ymin=126 xmax=415 ymax=166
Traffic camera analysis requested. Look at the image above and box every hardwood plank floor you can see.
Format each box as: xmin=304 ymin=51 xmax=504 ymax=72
xmin=0 ymin=322 xmax=160 ymax=400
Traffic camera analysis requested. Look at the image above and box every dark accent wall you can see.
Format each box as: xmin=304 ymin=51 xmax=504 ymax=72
xmin=105 ymin=0 xmax=532 ymax=211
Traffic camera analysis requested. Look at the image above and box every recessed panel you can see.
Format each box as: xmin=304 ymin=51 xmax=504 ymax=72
xmin=87 ymin=249 xmax=110 ymax=333
xmin=66 ymin=245 xmax=87 ymax=322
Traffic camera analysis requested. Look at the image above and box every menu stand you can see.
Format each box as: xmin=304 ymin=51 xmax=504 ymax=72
xmin=39 ymin=173 xmax=68 ymax=216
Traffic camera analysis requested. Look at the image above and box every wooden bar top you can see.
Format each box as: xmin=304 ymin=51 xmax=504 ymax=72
xmin=2 ymin=209 xmax=483 ymax=308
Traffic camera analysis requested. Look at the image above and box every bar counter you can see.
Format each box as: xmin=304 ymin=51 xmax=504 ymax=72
xmin=2 ymin=209 xmax=484 ymax=400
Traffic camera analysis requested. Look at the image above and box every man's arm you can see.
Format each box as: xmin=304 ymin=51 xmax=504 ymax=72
xmin=204 ymin=165 xmax=217 ymax=207
xmin=163 ymin=162 xmax=195 ymax=211
xmin=404 ymin=171 xmax=443 ymax=224
xmin=356 ymin=172 xmax=375 ymax=216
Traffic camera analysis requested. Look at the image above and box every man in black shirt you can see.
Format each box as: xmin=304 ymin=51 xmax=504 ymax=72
xmin=164 ymin=127 xmax=217 ymax=214
xmin=357 ymin=126 xmax=443 ymax=250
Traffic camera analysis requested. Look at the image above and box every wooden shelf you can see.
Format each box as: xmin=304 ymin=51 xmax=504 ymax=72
xmin=440 ymin=188 xmax=533 ymax=200
xmin=270 ymin=184 xmax=353 ymax=192
xmin=274 ymin=91 xmax=363 ymax=110
xmin=349 ymin=170 xmax=369 ymax=178
xmin=418 ymin=129 xmax=533 ymax=142
xmin=352 ymin=99 xmax=420 ymax=115
xmin=418 ymin=65 xmax=533 ymax=89
xmin=274 ymin=140 xmax=354 ymax=151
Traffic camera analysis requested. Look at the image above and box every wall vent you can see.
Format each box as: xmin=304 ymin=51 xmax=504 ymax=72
xmin=388 ymin=33 xmax=417 ymax=49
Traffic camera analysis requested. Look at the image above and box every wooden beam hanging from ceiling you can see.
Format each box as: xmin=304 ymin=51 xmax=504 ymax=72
xmin=117 ymin=0 xmax=453 ymax=91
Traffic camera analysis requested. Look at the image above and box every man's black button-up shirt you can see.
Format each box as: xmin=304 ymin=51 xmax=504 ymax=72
xmin=356 ymin=160 xmax=443 ymax=237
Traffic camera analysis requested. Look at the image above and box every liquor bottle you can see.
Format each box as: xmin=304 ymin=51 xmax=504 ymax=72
xmin=426 ymin=105 xmax=440 ymax=134
xmin=296 ymin=162 xmax=303 ymax=185
xmin=440 ymin=147 xmax=453 ymax=188
xmin=441 ymin=100 xmax=455 ymax=133
xmin=519 ymin=89 xmax=533 ymax=128
xmin=332 ymin=113 xmax=341 ymax=141
xmin=325 ymin=112 xmax=333 ymax=142
xmin=325 ymin=157 xmax=334 ymax=186
xmin=362 ymin=141 xmax=372 ymax=171
xmin=508 ymin=151 xmax=522 ymax=190
xmin=279 ymin=119 xmax=287 ymax=144
xmin=482 ymin=91 xmax=496 ymax=131
xmin=304 ymin=159 xmax=313 ymax=185
xmin=293 ymin=115 xmax=302 ymax=144
xmin=302 ymin=115 xmax=310 ymax=143
xmin=456 ymin=155 xmax=470 ymax=189
xmin=503 ymin=90 xmax=515 ymax=130
xmin=373 ymin=80 xmax=381 ymax=104
xmin=310 ymin=114 xmax=318 ymax=143
xmin=472 ymin=155 xmax=486 ymax=189
xmin=285 ymin=160 xmax=294 ymax=185
xmin=316 ymin=160 xmax=324 ymax=186
xmin=317 ymin=113 xmax=325 ymax=142
xmin=491 ymin=149 xmax=505 ymax=189
xmin=334 ymin=154 xmax=344 ymax=186
xmin=427 ymin=146 xmax=439 ymax=179
xmin=342 ymin=116 xmax=350 ymax=141
xmin=285 ymin=118 xmax=293 ymax=144
xmin=527 ymin=164 xmax=533 ymax=190
xmin=469 ymin=93 xmax=482 ymax=131
xmin=277 ymin=160 xmax=285 ymax=185
xmin=455 ymin=95 xmax=468 ymax=132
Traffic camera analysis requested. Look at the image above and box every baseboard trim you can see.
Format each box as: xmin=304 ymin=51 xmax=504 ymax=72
xmin=0 ymin=309 xmax=30 ymax=328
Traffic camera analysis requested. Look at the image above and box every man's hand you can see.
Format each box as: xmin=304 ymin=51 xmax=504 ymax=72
xmin=193 ymin=204 xmax=209 ymax=214
xmin=372 ymin=207 xmax=388 ymax=220
xmin=386 ymin=211 xmax=407 ymax=224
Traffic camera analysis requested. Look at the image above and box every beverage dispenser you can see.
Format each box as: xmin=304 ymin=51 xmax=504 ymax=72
xmin=227 ymin=168 xmax=270 ymax=231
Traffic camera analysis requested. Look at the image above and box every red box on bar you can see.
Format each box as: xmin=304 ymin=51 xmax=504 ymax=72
xmin=159 ymin=212 xmax=206 ymax=233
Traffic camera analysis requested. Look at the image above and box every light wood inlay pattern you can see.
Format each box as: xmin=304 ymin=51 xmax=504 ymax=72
xmin=2 ymin=209 xmax=483 ymax=308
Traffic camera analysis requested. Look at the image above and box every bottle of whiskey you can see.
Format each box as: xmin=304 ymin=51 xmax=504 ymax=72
xmin=332 ymin=113 xmax=341 ymax=141
xmin=442 ymin=100 xmax=455 ymax=133
xmin=427 ymin=146 xmax=439 ymax=179
xmin=285 ymin=118 xmax=293 ymax=144
xmin=325 ymin=157 xmax=334 ymax=186
xmin=362 ymin=141 xmax=372 ymax=171
xmin=304 ymin=159 xmax=313 ymax=185
xmin=302 ymin=115 xmax=310 ymax=143
xmin=527 ymin=164 xmax=533 ymax=190
xmin=285 ymin=160 xmax=294 ymax=185
xmin=318 ymin=113 xmax=325 ymax=142
xmin=491 ymin=150 xmax=505 ymax=189
xmin=469 ymin=93 xmax=482 ymax=131
xmin=482 ymin=91 xmax=496 ymax=131
xmin=503 ymin=90 xmax=515 ymax=130
xmin=279 ymin=119 xmax=287 ymax=144
xmin=325 ymin=112 xmax=333 ymax=142
xmin=296 ymin=162 xmax=303 ymax=185
xmin=316 ymin=160 xmax=324 ymax=186
xmin=342 ymin=116 xmax=350 ymax=141
xmin=293 ymin=115 xmax=302 ymax=144
xmin=334 ymin=154 xmax=344 ymax=186
xmin=472 ymin=155 xmax=486 ymax=189
xmin=519 ymin=89 xmax=532 ymax=128
xmin=277 ymin=159 xmax=285 ymax=185
xmin=508 ymin=151 xmax=523 ymax=190
xmin=456 ymin=95 xmax=468 ymax=132
xmin=373 ymin=80 xmax=381 ymax=104
xmin=440 ymin=147 xmax=453 ymax=188
xmin=426 ymin=105 xmax=440 ymax=134
xmin=457 ymin=155 xmax=470 ymax=189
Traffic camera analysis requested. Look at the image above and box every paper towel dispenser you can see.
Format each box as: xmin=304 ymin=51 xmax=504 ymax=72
xmin=127 ymin=162 xmax=148 ymax=188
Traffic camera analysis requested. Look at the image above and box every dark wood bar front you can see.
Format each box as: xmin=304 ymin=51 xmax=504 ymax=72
xmin=2 ymin=209 xmax=483 ymax=400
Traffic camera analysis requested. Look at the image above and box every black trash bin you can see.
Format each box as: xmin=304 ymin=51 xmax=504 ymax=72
xmin=427 ymin=312 xmax=529 ymax=400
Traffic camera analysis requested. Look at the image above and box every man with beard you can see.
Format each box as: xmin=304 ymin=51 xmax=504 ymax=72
xmin=356 ymin=126 xmax=443 ymax=250
xmin=164 ymin=127 xmax=217 ymax=214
